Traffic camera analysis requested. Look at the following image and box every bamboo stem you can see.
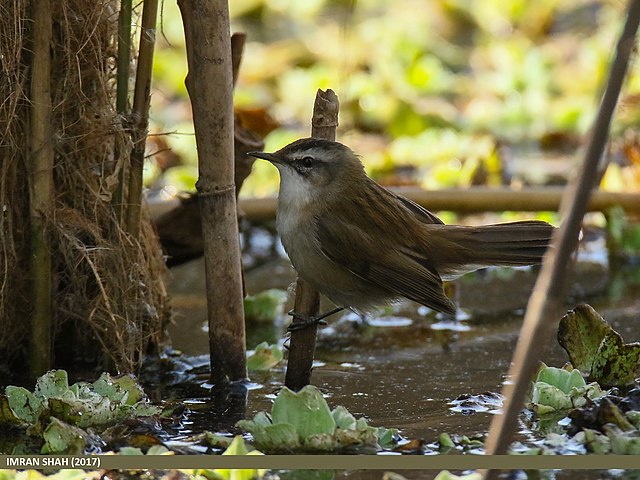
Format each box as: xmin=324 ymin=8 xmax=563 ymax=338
xmin=231 ymin=32 xmax=248 ymax=297
xmin=28 ymin=0 xmax=54 ymax=377
xmin=113 ymin=0 xmax=133 ymax=220
xmin=284 ymin=89 xmax=339 ymax=391
xmin=178 ymin=0 xmax=247 ymax=384
xmin=126 ymin=0 xmax=159 ymax=238
xmin=482 ymin=0 xmax=640 ymax=472
xmin=236 ymin=187 xmax=640 ymax=222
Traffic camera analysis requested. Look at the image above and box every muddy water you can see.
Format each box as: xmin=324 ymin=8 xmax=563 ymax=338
xmin=165 ymin=233 xmax=640 ymax=446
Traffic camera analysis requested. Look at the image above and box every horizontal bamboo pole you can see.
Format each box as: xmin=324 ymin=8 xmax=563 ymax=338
xmin=237 ymin=187 xmax=640 ymax=221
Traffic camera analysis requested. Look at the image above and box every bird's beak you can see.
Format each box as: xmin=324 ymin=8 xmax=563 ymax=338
xmin=247 ymin=151 xmax=280 ymax=165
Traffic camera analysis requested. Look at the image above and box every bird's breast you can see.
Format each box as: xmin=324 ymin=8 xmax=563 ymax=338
xmin=275 ymin=203 xmax=392 ymax=312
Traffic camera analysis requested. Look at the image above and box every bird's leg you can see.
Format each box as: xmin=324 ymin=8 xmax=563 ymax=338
xmin=287 ymin=306 xmax=345 ymax=332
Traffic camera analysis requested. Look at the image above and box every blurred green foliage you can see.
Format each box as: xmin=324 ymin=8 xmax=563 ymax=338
xmin=147 ymin=0 xmax=640 ymax=196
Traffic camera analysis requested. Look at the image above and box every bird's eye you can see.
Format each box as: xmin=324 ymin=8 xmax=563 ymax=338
xmin=301 ymin=156 xmax=314 ymax=168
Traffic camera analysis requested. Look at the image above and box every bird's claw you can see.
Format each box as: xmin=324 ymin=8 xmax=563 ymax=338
xmin=287 ymin=310 xmax=327 ymax=332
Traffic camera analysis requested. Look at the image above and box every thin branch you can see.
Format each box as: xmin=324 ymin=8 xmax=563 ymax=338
xmin=126 ymin=0 xmax=159 ymax=238
xmin=112 ymin=0 xmax=133 ymax=220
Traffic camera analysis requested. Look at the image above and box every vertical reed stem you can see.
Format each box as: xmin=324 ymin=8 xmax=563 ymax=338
xmin=178 ymin=0 xmax=247 ymax=384
xmin=113 ymin=0 xmax=132 ymax=220
xmin=284 ymin=89 xmax=339 ymax=391
xmin=28 ymin=0 xmax=54 ymax=377
xmin=126 ymin=0 xmax=159 ymax=238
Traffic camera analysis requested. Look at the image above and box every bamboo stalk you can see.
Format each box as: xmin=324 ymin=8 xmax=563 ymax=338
xmin=112 ymin=0 xmax=133 ymax=220
xmin=482 ymin=0 xmax=640 ymax=472
xmin=28 ymin=0 xmax=54 ymax=377
xmin=237 ymin=187 xmax=640 ymax=222
xmin=178 ymin=0 xmax=247 ymax=384
xmin=126 ymin=0 xmax=159 ymax=238
xmin=284 ymin=89 xmax=339 ymax=391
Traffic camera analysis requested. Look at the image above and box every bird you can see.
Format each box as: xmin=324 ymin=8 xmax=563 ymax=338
xmin=248 ymin=138 xmax=555 ymax=330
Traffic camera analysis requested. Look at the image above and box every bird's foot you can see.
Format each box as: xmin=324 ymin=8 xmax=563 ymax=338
xmin=286 ymin=306 xmax=345 ymax=332
xmin=287 ymin=311 xmax=326 ymax=332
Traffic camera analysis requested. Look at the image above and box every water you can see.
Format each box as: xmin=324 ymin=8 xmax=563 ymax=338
xmin=162 ymin=231 xmax=640 ymax=448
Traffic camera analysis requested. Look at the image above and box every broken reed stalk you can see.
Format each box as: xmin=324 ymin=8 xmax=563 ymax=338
xmin=112 ymin=0 xmax=132 ymax=220
xmin=125 ymin=0 xmax=159 ymax=239
xmin=178 ymin=0 xmax=247 ymax=384
xmin=482 ymin=0 xmax=640 ymax=471
xmin=284 ymin=89 xmax=340 ymax=392
xmin=28 ymin=0 xmax=54 ymax=377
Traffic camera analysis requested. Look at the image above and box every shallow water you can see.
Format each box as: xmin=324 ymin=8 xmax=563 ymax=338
xmin=163 ymin=232 xmax=640 ymax=447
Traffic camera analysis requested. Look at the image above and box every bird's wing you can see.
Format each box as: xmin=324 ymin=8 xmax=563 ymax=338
xmin=389 ymin=190 xmax=444 ymax=225
xmin=317 ymin=216 xmax=456 ymax=315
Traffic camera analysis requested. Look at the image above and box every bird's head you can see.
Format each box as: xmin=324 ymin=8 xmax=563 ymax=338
xmin=248 ymin=138 xmax=366 ymax=204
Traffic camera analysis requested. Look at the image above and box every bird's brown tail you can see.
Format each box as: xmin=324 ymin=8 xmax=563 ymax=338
xmin=431 ymin=220 xmax=555 ymax=277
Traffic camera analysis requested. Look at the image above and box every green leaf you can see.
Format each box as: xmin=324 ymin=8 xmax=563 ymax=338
xmin=198 ymin=433 xmax=232 ymax=450
xmin=236 ymin=386 xmax=396 ymax=452
xmin=35 ymin=370 xmax=70 ymax=398
xmin=626 ymin=410 xmax=640 ymax=429
xmin=252 ymin=411 xmax=272 ymax=426
xmin=271 ymin=386 xmax=336 ymax=438
xmin=439 ymin=432 xmax=455 ymax=449
xmin=530 ymin=383 xmax=571 ymax=413
xmin=536 ymin=366 xmax=585 ymax=394
xmin=3 ymin=369 xmax=160 ymax=433
xmin=376 ymin=427 xmax=398 ymax=449
xmin=591 ymin=331 xmax=640 ymax=387
xmin=247 ymin=342 xmax=284 ymax=372
xmin=222 ymin=435 xmax=251 ymax=455
xmin=302 ymin=433 xmax=336 ymax=450
xmin=558 ymin=304 xmax=640 ymax=386
xmin=333 ymin=425 xmax=378 ymax=449
xmin=332 ymin=405 xmax=356 ymax=430
xmin=244 ymin=289 xmax=288 ymax=323
xmin=605 ymin=425 xmax=640 ymax=454
xmin=573 ymin=428 xmax=611 ymax=454
xmin=0 ymin=395 xmax=24 ymax=426
xmin=93 ymin=373 xmax=144 ymax=405
xmin=558 ymin=304 xmax=611 ymax=373
xmin=237 ymin=421 xmax=300 ymax=451
xmin=41 ymin=417 xmax=88 ymax=454
xmin=4 ymin=386 xmax=42 ymax=424
xmin=147 ymin=445 xmax=170 ymax=455
xmin=118 ymin=446 xmax=144 ymax=455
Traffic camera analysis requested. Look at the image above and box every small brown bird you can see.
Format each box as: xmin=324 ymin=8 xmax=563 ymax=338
xmin=249 ymin=138 xmax=554 ymax=328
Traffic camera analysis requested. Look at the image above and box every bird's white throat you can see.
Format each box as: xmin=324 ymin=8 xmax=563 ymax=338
xmin=275 ymin=165 xmax=316 ymax=208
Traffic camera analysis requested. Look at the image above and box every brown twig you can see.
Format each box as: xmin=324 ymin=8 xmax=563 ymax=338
xmin=284 ymin=88 xmax=339 ymax=391
xmin=126 ymin=0 xmax=159 ymax=238
xmin=28 ymin=0 xmax=54 ymax=377
xmin=482 ymin=0 xmax=640 ymax=472
xmin=112 ymin=0 xmax=132 ymax=220
xmin=231 ymin=32 xmax=246 ymax=88
xmin=178 ymin=0 xmax=247 ymax=384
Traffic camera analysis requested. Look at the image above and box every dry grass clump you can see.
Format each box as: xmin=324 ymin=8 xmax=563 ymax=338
xmin=0 ymin=0 xmax=169 ymax=374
